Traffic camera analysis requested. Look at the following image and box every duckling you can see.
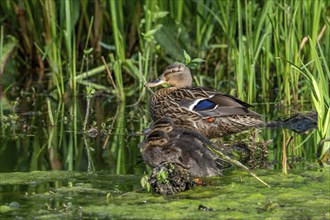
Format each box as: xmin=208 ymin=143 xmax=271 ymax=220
xmin=148 ymin=117 xmax=233 ymax=166
xmin=139 ymin=129 xmax=225 ymax=177
xmin=151 ymin=117 xmax=210 ymax=140
xmin=144 ymin=63 xmax=264 ymax=138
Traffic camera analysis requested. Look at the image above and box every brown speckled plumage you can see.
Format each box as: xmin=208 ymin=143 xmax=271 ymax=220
xmin=145 ymin=63 xmax=265 ymax=138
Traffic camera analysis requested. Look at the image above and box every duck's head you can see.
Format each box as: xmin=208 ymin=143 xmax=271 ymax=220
xmin=152 ymin=117 xmax=175 ymax=133
xmin=145 ymin=63 xmax=192 ymax=88
xmin=140 ymin=130 xmax=169 ymax=148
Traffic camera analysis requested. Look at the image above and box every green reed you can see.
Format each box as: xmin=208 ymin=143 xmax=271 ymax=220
xmin=0 ymin=26 xmax=5 ymax=134
xmin=301 ymin=39 xmax=329 ymax=162
xmin=108 ymin=0 xmax=126 ymax=101
xmin=110 ymin=103 xmax=127 ymax=174
xmin=42 ymin=0 xmax=65 ymax=99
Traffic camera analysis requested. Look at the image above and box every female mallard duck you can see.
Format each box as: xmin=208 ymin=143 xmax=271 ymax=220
xmin=144 ymin=63 xmax=264 ymax=138
xmin=139 ymin=129 xmax=226 ymax=177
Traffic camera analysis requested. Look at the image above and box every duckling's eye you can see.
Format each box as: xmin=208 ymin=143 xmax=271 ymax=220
xmin=165 ymin=127 xmax=172 ymax=132
xmin=159 ymin=139 xmax=167 ymax=145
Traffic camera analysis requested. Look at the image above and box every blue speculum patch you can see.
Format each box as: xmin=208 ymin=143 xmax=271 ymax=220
xmin=193 ymin=100 xmax=217 ymax=111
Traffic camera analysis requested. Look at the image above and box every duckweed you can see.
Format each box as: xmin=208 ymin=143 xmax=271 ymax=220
xmin=0 ymin=170 xmax=328 ymax=219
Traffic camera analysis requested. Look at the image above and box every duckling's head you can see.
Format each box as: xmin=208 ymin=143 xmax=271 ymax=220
xmin=144 ymin=130 xmax=169 ymax=147
xmin=152 ymin=117 xmax=175 ymax=133
xmin=145 ymin=63 xmax=192 ymax=88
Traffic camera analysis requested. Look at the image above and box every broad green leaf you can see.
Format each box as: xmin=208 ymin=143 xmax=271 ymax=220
xmin=322 ymin=109 xmax=330 ymax=138
xmin=154 ymin=11 xmax=169 ymax=19
xmin=191 ymin=58 xmax=205 ymax=63
xmin=183 ymin=50 xmax=191 ymax=64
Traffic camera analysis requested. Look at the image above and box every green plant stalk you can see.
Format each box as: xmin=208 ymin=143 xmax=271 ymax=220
xmin=109 ymin=0 xmax=125 ymax=100
xmin=83 ymin=137 xmax=95 ymax=172
xmin=47 ymin=99 xmax=54 ymax=126
xmin=0 ymin=26 xmax=3 ymax=135
xmin=111 ymin=103 xmax=126 ymax=174
xmin=63 ymin=0 xmax=78 ymax=161
xmin=43 ymin=0 xmax=64 ymax=99
xmin=176 ymin=0 xmax=183 ymax=23
xmin=196 ymin=4 xmax=214 ymax=62
xmin=208 ymin=145 xmax=270 ymax=187
xmin=73 ymin=34 xmax=78 ymax=159
xmin=294 ymin=2 xmax=307 ymax=106
xmin=110 ymin=0 xmax=125 ymax=61
xmin=23 ymin=0 xmax=39 ymax=45
xmin=29 ymin=136 xmax=41 ymax=171
xmin=311 ymin=0 xmax=321 ymax=49
xmin=109 ymin=54 xmax=125 ymax=101
xmin=57 ymin=102 xmax=65 ymax=150
xmin=143 ymin=0 xmax=155 ymax=83
xmin=253 ymin=0 xmax=272 ymax=101
xmin=262 ymin=3 xmax=272 ymax=100
xmin=283 ymin=6 xmax=291 ymax=107
xmin=78 ymin=16 xmax=94 ymax=77
xmin=236 ymin=0 xmax=245 ymax=100
xmin=65 ymin=0 xmax=72 ymax=62
xmin=76 ymin=63 xmax=112 ymax=80
xmin=76 ymin=80 xmax=110 ymax=91
xmin=196 ymin=1 xmax=203 ymax=49
xmin=245 ymin=0 xmax=253 ymax=103
xmin=67 ymin=132 xmax=73 ymax=171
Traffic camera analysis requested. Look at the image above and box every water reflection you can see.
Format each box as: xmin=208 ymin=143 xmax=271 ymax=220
xmin=0 ymin=93 xmax=318 ymax=174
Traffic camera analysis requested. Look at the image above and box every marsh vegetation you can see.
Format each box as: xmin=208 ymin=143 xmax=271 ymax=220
xmin=0 ymin=0 xmax=329 ymax=218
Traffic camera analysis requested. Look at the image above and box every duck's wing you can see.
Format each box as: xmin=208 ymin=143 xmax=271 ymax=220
xmin=173 ymin=87 xmax=261 ymax=118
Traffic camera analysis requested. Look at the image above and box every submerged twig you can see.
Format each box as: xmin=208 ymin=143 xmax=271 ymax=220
xmin=282 ymin=133 xmax=294 ymax=174
xmin=83 ymin=91 xmax=91 ymax=131
xmin=101 ymin=56 xmax=119 ymax=94
xmin=46 ymin=98 xmax=54 ymax=127
xmin=83 ymin=136 xmax=95 ymax=172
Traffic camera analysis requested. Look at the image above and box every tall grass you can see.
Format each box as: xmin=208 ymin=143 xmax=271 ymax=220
xmin=0 ymin=0 xmax=329 ymax=171
xmin=295 ymin=38 xmax=330 ymax=166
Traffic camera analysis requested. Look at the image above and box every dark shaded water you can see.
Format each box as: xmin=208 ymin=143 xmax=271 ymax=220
xmin=0 ymin=94 xmax=318 ymax=173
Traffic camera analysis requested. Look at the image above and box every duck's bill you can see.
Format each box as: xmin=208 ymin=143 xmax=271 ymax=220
xmin=142 ymin=126 xmax=152 ymax=135
xmin=144 ymin=77 xmax=165 ymax=87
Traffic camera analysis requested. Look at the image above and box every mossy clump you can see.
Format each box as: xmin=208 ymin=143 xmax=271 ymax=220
xmin=148 ymin=163 xmax=194 ymax=195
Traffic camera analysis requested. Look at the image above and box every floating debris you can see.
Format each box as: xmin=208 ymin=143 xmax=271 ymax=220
xmin=266 ymin=112 xmax=317 ymax=133
xmin=198 ymin=204 xmax=214 ymax=211
xmin=281 ymin=112 xmax=318 ymax=133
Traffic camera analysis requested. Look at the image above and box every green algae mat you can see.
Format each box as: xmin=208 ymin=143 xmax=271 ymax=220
xmin=0 ymin=170 xmax=329 ymax=219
